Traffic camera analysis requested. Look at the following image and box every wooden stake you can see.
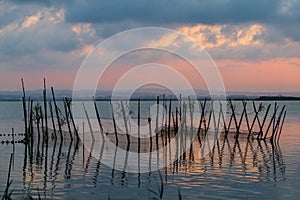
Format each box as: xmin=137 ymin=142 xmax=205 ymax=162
xmin=93 ymin=97 xmax=104 ymax=141
xmin=110 ymin=100 xmax=118 ymax=146
xmin=276 ymin=110 xmax=286 ymax=143
xmin=138 ymin=99 xmax=141 ymax=153
xmin=257 ymin=104 xmax=271 ymax=139
xmin=64 ymin=99 xmax=73 ymax=140
xmin=83 ymin=103 xmax=94 ymax=142
xmin=120 ymin=101 xmax=130 ymax=145
xmin=51 ymin=87 xmax=63 ymax=140
xmin=49 ymin=101 xmax=57 ymax=140
xmin=43 ymin=78 xmax=48 ymax=141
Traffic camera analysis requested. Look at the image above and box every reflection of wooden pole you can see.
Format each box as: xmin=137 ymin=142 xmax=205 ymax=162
xmin=4 ymin=153 xmax=13 ymax=198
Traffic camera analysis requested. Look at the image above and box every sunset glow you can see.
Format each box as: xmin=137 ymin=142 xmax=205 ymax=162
xmin=0 ymin=0 xmax=299 ymax=94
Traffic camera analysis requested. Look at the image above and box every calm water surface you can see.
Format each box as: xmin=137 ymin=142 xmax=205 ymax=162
xmin=0 ymin=101 xmax=299 ymax=199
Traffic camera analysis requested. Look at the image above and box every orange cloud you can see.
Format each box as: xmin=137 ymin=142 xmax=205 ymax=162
xmin=22 ymin=13 xmax=41 ymax=28
xmin=178 ymin=24 xmax=264 ymax=48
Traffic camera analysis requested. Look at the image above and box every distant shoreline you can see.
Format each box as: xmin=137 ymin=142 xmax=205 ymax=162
xmin=1 ymin=96 xmax=300 ymax=101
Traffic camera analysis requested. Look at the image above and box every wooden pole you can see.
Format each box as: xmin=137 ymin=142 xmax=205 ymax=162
xmin=66 ymin=99 xmax=79 ymax=140
xmin=51 ymin=87 xmax=63 ymax=140
xmin=110 ymin=100 xmax=118 ymax=145
xmin=21 ymin=78 xmax=28 ymax=140
xmin=250 ymin=102 xmax=262 ymax=131
xmin=272 ymin=105 xmax=286 ymax=141
xmin=64 ymin=99 xmax=73 ymax=140
xmin=43 ymin=78 xmax=48 ymax=141
xmin=156 ymin=96 xmax=159 ymax=147
xmin=49 ymin=101 xmax=57 ymax=140
xmin=276 ymin=110 xmax=286 ymax=143
xmin=264 ymin=104 xmax=279 ymax=140
xmin=198 ymin=99 xmax=207 ymax=134
xmin=120 ymin=101 xmax=130 ymax=145
xmin=93 ymin=97 xmax=104 ymax=141
xmin=257 ymin=104 xmax=271 ymax=139
xmin=168 ymin=100 xmax=172 ymax=143
xmin=229 ymin=100 xmax=239 ymax=134
xmin=83 ymin=103 xmax=94 ymax=142
xmin=138 ymin=99 xmax=141 ymax=153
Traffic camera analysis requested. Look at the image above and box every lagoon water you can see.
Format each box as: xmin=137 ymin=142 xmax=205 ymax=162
xmin=0 ymin=100 xmax=300 ymax=199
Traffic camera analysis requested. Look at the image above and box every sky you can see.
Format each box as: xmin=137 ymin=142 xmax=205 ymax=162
xmin=0 ymin=0 xmax=300 ymax=93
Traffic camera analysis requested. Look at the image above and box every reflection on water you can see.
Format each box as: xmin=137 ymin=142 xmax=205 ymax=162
xmin=0 ymin=129 xmax=286 ymax=199
xmin=1 ymin=100 xmax=300 ymax=199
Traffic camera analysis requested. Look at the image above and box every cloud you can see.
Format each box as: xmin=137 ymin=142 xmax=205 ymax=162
xmin=62 ymin=0 xmax=299 ymax=25
xmin=176 ymin=23 xmax=300 ymax=61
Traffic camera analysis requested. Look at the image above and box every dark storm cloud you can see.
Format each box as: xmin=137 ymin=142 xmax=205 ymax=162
xmin=62 ymin=0 xmax=298 ymax=25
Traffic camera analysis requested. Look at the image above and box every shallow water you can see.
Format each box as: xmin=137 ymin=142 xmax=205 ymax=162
xmin=0 ymin=100 xmax=300 ymax=199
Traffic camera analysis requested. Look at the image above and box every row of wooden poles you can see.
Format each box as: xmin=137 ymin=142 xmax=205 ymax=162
xmin=2 ymin=117 xmax=285 ymax=198
xmin=20 ymin=79 xmax=287 ymax=151
xmin=196 ymin=99 xmax=287 ymax=142
xmin=21 ymin=78 xmax=80 ymax=143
